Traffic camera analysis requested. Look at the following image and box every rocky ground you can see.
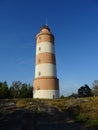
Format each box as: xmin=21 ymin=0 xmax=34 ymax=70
xmin=0 ymin=100 xmax=83 ymax=130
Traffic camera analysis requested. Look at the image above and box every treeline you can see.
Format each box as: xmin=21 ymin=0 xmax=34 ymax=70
xmin=78 ymin=80 xmax=98 ymax=97
xmin=1 ymin=80 xmax=98 ymax=99
xmin=61 ymin=80 xmax=98 ymax=98
xmin=0 ymin=81 xmax=33 ymax=99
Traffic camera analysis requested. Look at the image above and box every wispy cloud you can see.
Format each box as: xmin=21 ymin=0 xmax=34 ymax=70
xmin=16 ymin=57 xmax=33 ymax=66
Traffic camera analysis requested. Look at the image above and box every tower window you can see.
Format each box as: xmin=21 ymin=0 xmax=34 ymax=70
xmin=39 ymin=47 xmax=41 ymax=51
xmin=39 ymin=37 xmax=41 ymax=40
xmin=37 ymin=86 xmax=40 ymax=90
xmin=38 ymin=59 xmax=41 ymax=63
xmin=38 ymin=71 xmax=41 ymax=76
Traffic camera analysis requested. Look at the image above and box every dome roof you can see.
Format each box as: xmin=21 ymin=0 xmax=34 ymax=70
xmin=40 ymin=25 xmax=50 ymax=32
xmin=36 ymin=24 xmax=54 ymax=40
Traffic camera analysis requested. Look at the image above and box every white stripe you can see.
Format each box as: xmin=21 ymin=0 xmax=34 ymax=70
xmin=35 ymin=64 xmax=57 ymax=78
xmin=33 ymin=90 xmax=59 ymax=99
xmin=36 ymin=42 xmax=55 ymax=55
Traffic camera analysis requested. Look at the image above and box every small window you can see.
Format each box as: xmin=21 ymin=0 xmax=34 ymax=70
xmin=39 ymin=47 xmax=41 ymax=51
xmin=39 ymin=37 xmax=41 ymax=40
xmin=38 ymin=59 xmax=41 ymax=63
xmin=38 ymin=71 xmax=41 ymax=76
xmin=37 ymin=86 xmax=40 ymax=90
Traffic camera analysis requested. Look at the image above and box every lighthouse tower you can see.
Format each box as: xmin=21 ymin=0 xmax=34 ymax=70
xmin=33 ymin=25 xmax=59 ymax=99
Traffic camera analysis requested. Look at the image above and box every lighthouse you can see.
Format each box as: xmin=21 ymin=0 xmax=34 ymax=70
xmin=33 ymin=25 xmax=59 ymax=99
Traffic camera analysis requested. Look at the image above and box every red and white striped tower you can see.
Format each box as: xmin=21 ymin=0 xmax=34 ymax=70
xmin=33 ymin=25 xmax=59 ymax=99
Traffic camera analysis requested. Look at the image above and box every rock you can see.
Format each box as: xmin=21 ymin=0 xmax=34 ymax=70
xmin=21 ymin=111 xmax=37 ymax=130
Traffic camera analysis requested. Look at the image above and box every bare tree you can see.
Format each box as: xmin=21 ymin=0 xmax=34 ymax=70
xmin=92 ymin=80 xmax=98 ymax=96
xmin=10 ymin=81 xmax=22 ymax=98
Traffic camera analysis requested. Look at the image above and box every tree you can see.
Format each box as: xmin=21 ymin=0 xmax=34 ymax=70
xmin=92 ymin=80 xmax=98 ymax=96
xmin=0 ymin=81 xmax=9 ymax=99
xmin=78 ymin=84 xmax=92 ymax=97
xmin=10 ymin=81 xmax=33 ymax=98
xmin=0 ymin=82 xmax=2 ymax=87
xmin=27 ymin=84 xmax=33 ymax=98
xmin=20 ymin=83 xmax=28 ymax=98
xmin=0 ymin=81 xmax=33 ymax=99
xmin=60 ymin=95 xmax=65 ymax=99
xmin=68 ymin=93 xmax=78 ymax=98
xmin=10 ymin=81 xmax=22 ymax=98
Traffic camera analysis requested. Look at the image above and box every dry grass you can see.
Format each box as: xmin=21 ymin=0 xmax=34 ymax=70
xmin=16 ymin=99 xmax=30 ymax=107
xmin=45 ymin=97 xmax=98 ymax=128
xmin=66 ymin=97 xmax=98 ymax=128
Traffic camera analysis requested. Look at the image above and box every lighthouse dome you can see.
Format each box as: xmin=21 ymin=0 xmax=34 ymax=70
xmin=40 ymin=25 xmax=50 ymax=31
xmin=40 ymin=25 xmax=51 ymax=34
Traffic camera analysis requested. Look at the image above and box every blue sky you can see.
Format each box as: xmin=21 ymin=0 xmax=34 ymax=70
xmin=0 ymin=0 xmax=98 ymax=96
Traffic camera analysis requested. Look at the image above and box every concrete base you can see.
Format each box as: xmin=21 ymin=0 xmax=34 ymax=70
xmin=33 ymin=90 xmax=59 ymax=99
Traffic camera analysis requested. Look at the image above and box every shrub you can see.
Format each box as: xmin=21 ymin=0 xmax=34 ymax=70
xmin=16 ymin=99 xmax=30 ymax=107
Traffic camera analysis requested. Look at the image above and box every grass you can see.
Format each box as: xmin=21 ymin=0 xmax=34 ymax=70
xmin=16 ymin=99 xmax=30 ymax=107
xmin=65 ymin=97 xmax=98 ymax=129
xmin=40 ymin=97 xmax=98 ymax=128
